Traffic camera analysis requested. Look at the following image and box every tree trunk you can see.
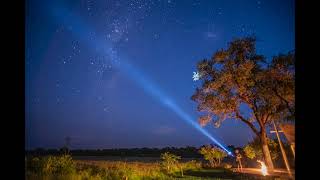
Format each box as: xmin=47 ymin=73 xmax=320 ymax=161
xmin=260 ymin=129 xmax=274 ymax=171
xmin=210 ymin=159 xmax=216 ymax=168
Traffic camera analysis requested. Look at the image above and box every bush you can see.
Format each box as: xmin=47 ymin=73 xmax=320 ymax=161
xmin=160 ymin=152 xmax=181 ymax=174
xmin=26 ymin=155 xmax=76 ymax=175
xmin=244 ymin=145 xmax=256 ymax=159
xmin=222 ymin=163 xmax=232 ymax=169
xmin=243 ymin=137 xmax=280 ymax=161
xmin=104 ymin=165 xmax=133 ymax=179
xmin=42 ymin=155 xmax=76 ymax=174
xmin=27 ymin=157 xmax=42 ymax=173
xmin=182 ymin=160 xmax=202 ymax=171
xmin=199 ymin=145 xmax=227 ymax=168
xmin=76 ymin=163 xmax=107 ymax=178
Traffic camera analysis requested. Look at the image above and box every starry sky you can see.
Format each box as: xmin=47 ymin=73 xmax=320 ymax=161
xmin=25 ymin=0 xmax=295 ymax=150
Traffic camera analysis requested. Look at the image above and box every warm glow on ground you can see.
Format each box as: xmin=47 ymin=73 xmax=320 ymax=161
xmin=257 ymin=160 xmax=268 ymax=176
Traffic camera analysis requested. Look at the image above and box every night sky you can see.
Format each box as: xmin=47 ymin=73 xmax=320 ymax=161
xmin=26 ymin=0 xmax=295 ymax=150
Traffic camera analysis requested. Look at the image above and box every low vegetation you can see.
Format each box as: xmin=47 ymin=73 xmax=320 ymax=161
xmin=199 ymin=145 xmax=227 ymax=168
xmin=26 ymin=153 xmax=251 ymax=180
xmin=26 ymin=154 xmax=205 ymax=179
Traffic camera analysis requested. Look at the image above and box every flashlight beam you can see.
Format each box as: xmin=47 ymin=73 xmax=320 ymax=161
xmin=48 ymin=2 xmax=232 ymax=155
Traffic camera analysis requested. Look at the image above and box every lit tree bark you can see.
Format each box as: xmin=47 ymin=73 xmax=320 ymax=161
xmin=236 ymin=111 xmax=274 ymax=170
xmin=260 ymin=129 xmax=274 ymax=171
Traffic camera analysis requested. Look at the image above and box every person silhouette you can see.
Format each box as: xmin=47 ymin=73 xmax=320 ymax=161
xmin=235 ymin=149 xmax=243 ymax=172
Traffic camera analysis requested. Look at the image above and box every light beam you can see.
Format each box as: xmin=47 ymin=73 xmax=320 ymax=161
xmin=47 ymin=1 xmax=232 ymax=155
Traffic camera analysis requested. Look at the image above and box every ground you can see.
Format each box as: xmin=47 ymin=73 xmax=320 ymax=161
xmin=26 ymin=155 xmax=294 ymax=180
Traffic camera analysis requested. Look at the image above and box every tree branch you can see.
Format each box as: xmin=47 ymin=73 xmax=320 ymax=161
xmin=230 ymin=69 xmax=262 ymax=126
xmin=252 ymin=98 xmax=264 ymax=127
xmin=235 ymin=111 xmax=260 ymax=136
xmin=265 ymin=112 xmax=271 ymax=125
xmin=272 ymin=87 xmax=294 ymax=115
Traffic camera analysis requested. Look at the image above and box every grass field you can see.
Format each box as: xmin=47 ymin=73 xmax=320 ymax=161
xmin=25 ymin=155 xmax=289 ymax=180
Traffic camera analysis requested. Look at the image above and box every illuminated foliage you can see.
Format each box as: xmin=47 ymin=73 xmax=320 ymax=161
xmin=160 ymin=152 xmax=181 ymax=174
xmin=244 ymin=138 xmax=279 ymax=160
xmin=26 ymin=155 xmax=76 ymax=175
xmin=244 ymin=145 xmax=256 ymax=160
xmin=199 ymin=145 xmax=227 ymax=167
xmin=191 ymin=37 xmax=294 ymax=169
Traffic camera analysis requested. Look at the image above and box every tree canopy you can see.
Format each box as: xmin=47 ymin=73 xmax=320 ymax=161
xmin=191 ymin=36 xmax=295 ymax=169
xmin=192 ymin=36 xmax=294 ymax=135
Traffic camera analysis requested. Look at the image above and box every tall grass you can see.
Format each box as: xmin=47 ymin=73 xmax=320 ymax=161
xmin=26 ymin=155 xmax=183 ymax=179
xmin=25 ymin=155 xmax=227 ymax=180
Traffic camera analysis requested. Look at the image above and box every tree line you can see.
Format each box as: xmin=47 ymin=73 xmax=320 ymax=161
xmin=26 ymin=146 xmax=204 ymax=158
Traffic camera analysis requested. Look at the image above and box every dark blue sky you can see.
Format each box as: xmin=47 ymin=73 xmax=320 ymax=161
xmin=26 ymin=0 xmax=294 ymax=149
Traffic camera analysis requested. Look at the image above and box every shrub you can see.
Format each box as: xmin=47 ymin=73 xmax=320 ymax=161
xmin=182 ymin=160 xmax=202 ymax=170
xmin=199 ymin=145 xmax=227 ymax=168
xmin=43 ymin=155 xmax=76 ymax=174
xmin=222 ymin=163 xmax=232 ymax=169
xmin=160 ymin=152 xmax=181 ymax=174
xmin=26 ymin=155 xmax=76 ymax=175
xmin=27 ymin=157 xmax=42 ymax=173
xmin=76 ymin=163 xmax=107 ymax=178
xmin=104 ymin=165 xmax=133 ymax=179
xmin=244 ymin=145 xmax=256 ymax=159
xmin=243 ymin=137 xmax=280 ymax=161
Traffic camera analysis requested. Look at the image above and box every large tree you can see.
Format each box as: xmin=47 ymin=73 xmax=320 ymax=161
xmin=191 ymin=37 xmax=294 ymax=170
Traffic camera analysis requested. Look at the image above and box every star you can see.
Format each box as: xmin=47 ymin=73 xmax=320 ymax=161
xmin=193 ymin=71 xmax=201 ymax=81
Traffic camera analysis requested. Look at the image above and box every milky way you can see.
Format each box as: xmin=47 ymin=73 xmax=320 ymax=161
xmin=26 ymin=0 xmax=295 ymax=149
